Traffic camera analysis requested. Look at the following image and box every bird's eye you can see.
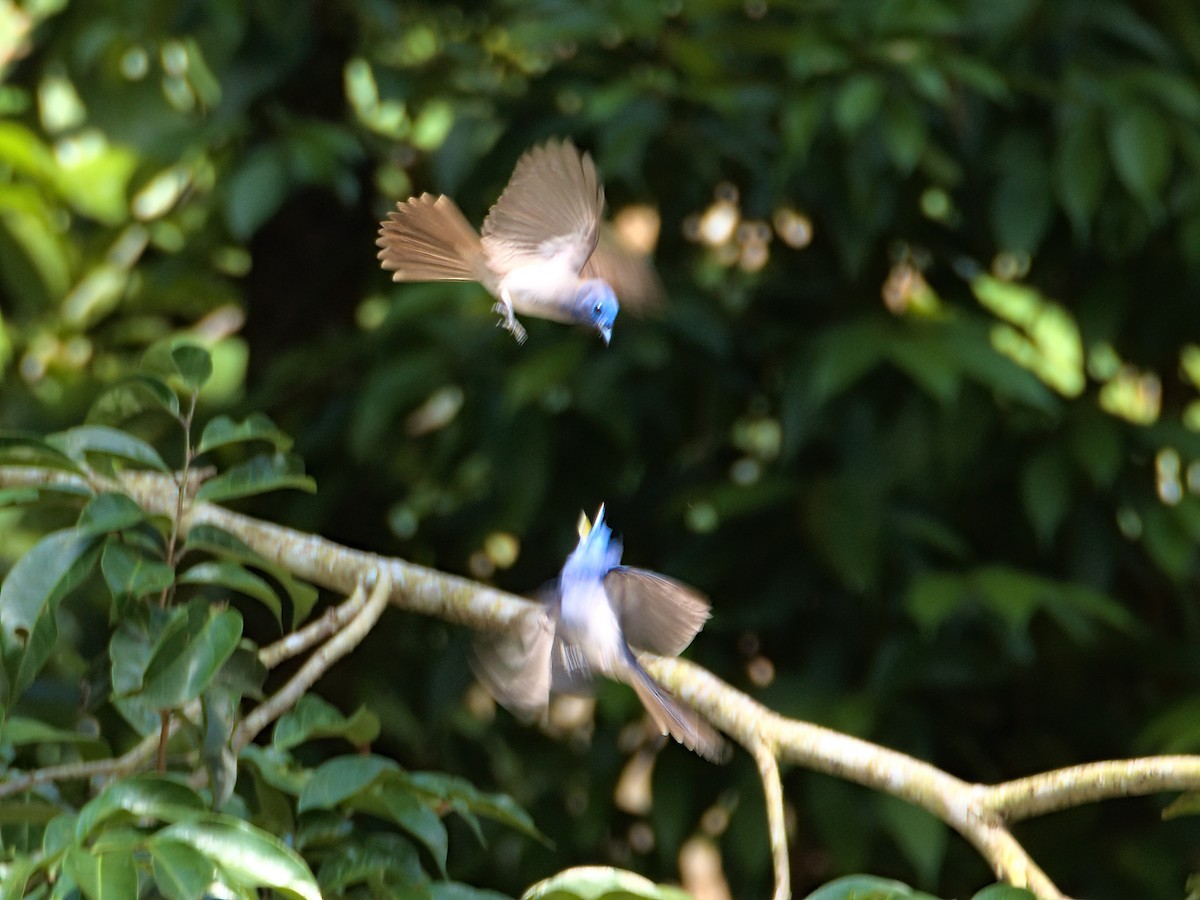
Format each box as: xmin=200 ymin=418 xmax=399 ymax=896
xmin=593 ymin=303 xmax=603 ymax=316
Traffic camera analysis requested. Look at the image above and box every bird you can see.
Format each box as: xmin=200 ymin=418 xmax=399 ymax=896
xmin=473 ymin=506 xmax=728 ymax=762
xmin=377 ymin=138 xmax=627 ymax=345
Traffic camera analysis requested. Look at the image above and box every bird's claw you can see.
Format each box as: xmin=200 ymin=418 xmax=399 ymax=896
xmin=492 ymin=302 xmax=528 ymax=345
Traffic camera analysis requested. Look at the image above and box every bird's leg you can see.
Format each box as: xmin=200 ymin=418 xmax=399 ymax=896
xmin=493 ymin=289 xmax=528 ymax=344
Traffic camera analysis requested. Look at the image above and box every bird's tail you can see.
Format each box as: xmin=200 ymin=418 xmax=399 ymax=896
xmin=377 ymin=194 xmax=490 ymax=284
xmin=625 ymin=648 xmax=729 ymax=763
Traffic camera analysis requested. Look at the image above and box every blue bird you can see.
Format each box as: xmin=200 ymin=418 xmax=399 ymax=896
xmin=474 ymin=506 xmax=727 ymax=761
xmin=377 ymin=139 xmax=625 ymax=345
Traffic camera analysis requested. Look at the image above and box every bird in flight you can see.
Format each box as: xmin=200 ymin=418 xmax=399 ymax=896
xmin=377 ymin=138 xmax=628 ymax=345
xmin=474 ymin=506 xmax=728 ymax=762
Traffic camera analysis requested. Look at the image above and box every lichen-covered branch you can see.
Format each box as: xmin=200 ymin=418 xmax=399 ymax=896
xmin=234 ymin=571 xmax=392 ymax=750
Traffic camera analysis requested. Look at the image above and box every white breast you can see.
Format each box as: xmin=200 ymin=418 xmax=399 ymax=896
xmin=559 ymin=580 xmax=624 ymax=675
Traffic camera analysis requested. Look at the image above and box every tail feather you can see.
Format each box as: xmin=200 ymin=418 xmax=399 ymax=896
xmin=626 ymin=652 xmax=729 ymax=763
xmin=377 ymin=194 xmax=490 ymax=285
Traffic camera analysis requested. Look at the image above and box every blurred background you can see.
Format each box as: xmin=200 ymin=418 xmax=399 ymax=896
xmin=3 ymin=0 xmax=1200 ymax=896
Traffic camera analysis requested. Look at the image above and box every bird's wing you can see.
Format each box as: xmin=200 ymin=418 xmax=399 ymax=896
xmin=481 ymin=139 xmax=604 ymax=275
xmin=604 ymin=567 xmax=710 ymax=657
xmin=580 ymin=226 xmax=665 ymax=313
xmin=471 ymin=606 xmax=555 ymax=719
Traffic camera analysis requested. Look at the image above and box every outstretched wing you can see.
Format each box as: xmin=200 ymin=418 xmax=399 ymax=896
xmin=604 ymin=567 xmax=711 ymax=657
xmin=481 ymin=139 xmax=604 ymax=276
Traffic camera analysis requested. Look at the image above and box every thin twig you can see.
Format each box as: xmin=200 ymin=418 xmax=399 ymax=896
xmin=257 ymin=578 xmax=369 ymax=669
xmin=748 ymin=731 xmax=789 ymax=900
xmin=233 ymin=571 xmax=390 ymax=750
xmin=0 ymin=701 xmax=199 ymax=800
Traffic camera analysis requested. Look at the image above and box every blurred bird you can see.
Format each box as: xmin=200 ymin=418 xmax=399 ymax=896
xmin=378 ymin=138 xmax=650 ymax=345
xmin=474 ymin=506 xmax=727 ymax=762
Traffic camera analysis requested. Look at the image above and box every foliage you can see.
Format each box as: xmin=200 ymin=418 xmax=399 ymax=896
xmin=3 ymin=0 xmax=1200 ymax=898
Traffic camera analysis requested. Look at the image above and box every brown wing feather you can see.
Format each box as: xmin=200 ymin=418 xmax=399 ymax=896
xmin=580 ymin=226 xmax=665 ymax=313
xmin=481 ymin=139 xmax=604 ymax=274
xmin=377 ymin=194 xmax=492 ymax=287
xmin=604 ymin=567 xmax=711 ymax=656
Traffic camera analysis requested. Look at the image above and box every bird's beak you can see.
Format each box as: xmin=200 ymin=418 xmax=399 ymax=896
xmin=599 ymin=326 xmax=612 ymax=346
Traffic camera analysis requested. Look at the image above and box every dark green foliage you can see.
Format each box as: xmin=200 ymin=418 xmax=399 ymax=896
xmin=3 ymin=0 xmax=1200 ymax=898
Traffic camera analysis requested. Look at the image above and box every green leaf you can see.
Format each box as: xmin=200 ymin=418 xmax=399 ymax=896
xmin=136 ymin=601 xmax=243 ymax=709
xmin=1054 ymin=112 xmax=1107 ymax=239
xmin=198 ymin=413 xmax=293 ymax=455
xmin=407 ymin=771 xmax=544 ymax=843
xmin=0 ymin=528 xmax=101 ymax=702
xmin=833 ymin=74 xmax=885 ymax=135
xmin=150 ymin=839 xmax=218 ymax=900
xmin=1162 ymin=791 xmax=1200 ymax=820
xmin=78 ymin=492 xmax=147 ymax=536
xmin=316 ymin=833 xmax=424 ymax=894
xmin=802 ymin=874 xmax=938 ymax=899
xmin=431 ymin=883 xmax=512 ymax=900
xmin=0 ymin=797 xmax=63 ymax=825
xmin=1 ymin=716 xmax=105 ymax=747
xmin=970 ymin=887 xmax=1038 ymax=900
xmin=101 ymin=541 xmax=175 ymax=603
xmin=179 ymin=560 xmax=283 ymax=626
xmin=297 ymin=754 xmax=399 ymax=811
xmin=155 ymin=815 xmax=322 ymax=900
xmin=75 ymin=776 xmax=206 ymax=841
xmin=1106 ymin=104 xmax=1172 ymax=210
xmin=0 ymin=430 xmax=85 ymax=473
xmin=272 ymin=694 xmax=381 ymax=749
xmin=377 ymin=781 xmax=449 ymax=875
xmin=182 ymin=524 xmax=318 ymax=626
xmin=240 ymin=744 xmax=311 ymax=797
xmin=170 ymin=343 xmax=213 ymax=390
xmin=64 ymin=846 xmax=138 ymax=900
xmin=202 ymin=685 xmax=239 ymax=810
xmin=87 ymin=374 xmax=180 ymax=423
xmin=1020 ymin=447 xmax=1072 ymax=547
xmin=46 ymin=425 xmax=170 ymax=473
xmin=195 ymin=453 xmax=316 ymax=503
xmin=521 ymin=866 xmax=693 ymax=900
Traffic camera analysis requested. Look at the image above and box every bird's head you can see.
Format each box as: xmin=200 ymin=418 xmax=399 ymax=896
xmin=575 ymin=279 xmax=619 ymax=345
xmin=565 ymin=504 xmax=622 ymax=579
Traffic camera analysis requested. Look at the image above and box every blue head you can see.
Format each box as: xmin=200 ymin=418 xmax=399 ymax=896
xmin=563 ymin=504 xmax=623 ymax=583
xmin=574 ymin=279 xmax=619 ymax=345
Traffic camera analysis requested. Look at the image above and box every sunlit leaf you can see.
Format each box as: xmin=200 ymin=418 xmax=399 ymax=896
xmin=154 ymin=816 xmax=321 ymax=900
xmin=74 ymin=776 xmax=205 ymax=841
xmin=0 ymin=528 xmax=100 ymax=702
xmin=521 ymin=866 xmax=692 ymax=900
xmin=63 ymin=846 xmax=138 ymax=900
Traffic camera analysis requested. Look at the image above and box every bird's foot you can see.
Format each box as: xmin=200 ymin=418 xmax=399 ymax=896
xmin=492 ymin=301 xmax=528 ymax=344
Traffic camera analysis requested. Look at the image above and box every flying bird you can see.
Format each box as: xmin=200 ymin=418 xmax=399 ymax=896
xmin=378 ymin=138 xmax=636 ymax=345
xmin=474 ymin=506 xmax=727 ymax=762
